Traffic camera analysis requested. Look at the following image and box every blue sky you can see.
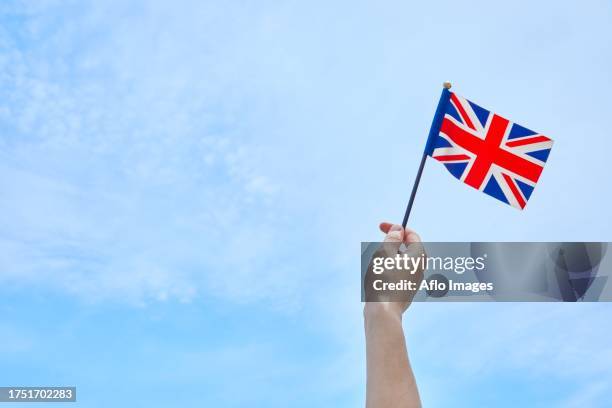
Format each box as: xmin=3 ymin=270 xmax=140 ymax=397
xmin=0 ymin=0 xmax=611 ymax=406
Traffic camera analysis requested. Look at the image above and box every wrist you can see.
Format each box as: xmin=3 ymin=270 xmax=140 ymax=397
xmin=363 ymin=303 xmax=404 ymax=324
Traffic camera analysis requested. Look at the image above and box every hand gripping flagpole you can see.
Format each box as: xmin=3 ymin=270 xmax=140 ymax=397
xmin=401 ymin=82 xmax=453 ymax=228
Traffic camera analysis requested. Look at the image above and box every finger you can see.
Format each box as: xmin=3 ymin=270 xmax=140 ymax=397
xmin=382 ymin=224 xmax=404 ymax=257
xmin=402 ymin=226 xmax=425 ymax=269
xmin=404 ymin=228 xmax=421 ymax=244
xmin=380 ymin=222 xmax=421 ymax=244
xmin=379 ymin=222 xmax=393 ymax=234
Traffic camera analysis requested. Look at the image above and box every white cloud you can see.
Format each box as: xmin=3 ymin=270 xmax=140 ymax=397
xmin=0 ymin=0 xmax=297 ymax=304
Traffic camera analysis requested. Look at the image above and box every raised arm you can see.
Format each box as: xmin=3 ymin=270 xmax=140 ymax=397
xmin=364 ymin=223 xmax=422 ymax=408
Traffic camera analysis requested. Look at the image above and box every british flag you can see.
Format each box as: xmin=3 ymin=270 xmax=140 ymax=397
xmin=430 ymin=92 xmax=553 ymax=209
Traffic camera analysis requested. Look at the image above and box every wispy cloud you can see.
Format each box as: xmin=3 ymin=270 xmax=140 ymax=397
xmin=0 ymin=0 xmax=295 ymax=304
xmin=1 ymin=2 xmax=612 ymax=405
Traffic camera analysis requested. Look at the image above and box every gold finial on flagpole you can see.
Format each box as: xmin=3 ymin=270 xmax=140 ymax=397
xmin=443 ymin=81 xmax=452 ymax=89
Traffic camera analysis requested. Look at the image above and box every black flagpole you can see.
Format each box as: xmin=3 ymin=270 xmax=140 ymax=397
xmin=401 ymin=82 xmax=453 ymax=228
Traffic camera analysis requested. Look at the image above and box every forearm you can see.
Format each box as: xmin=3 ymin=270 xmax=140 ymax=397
xmin=364 ymin=304 xmax=421 ymax=408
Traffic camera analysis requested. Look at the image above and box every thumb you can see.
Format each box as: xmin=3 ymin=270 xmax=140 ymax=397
xmin=382 ymin=224 xmax=404 ymax=257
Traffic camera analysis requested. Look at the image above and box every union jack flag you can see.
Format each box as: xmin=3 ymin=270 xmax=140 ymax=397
xmin=430 ymin=92 xmax=553 ymax=209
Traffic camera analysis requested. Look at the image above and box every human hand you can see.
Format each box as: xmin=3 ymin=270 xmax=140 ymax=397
xmin=364 ymin=222 xmax=424 ymax=320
